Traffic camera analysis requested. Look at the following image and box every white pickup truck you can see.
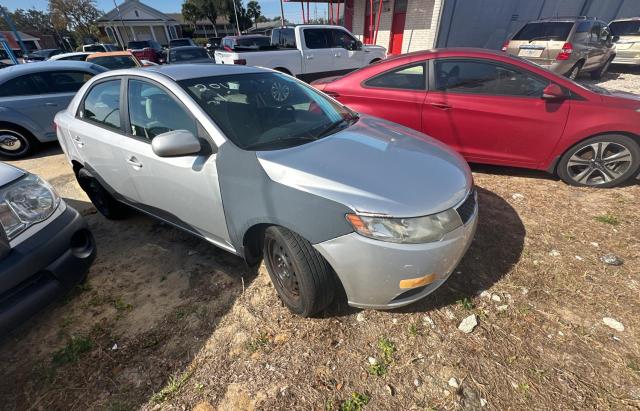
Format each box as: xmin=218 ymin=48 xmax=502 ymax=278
xmin=214 ymin=25 xmax=386 ymax=82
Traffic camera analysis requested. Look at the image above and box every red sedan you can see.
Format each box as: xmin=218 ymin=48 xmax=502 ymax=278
xmin=312 ymin=49 xmax=640 ymax=188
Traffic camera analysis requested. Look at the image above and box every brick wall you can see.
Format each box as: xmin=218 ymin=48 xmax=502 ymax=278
xmin=350 ymin=0 xmax=442 ymax=53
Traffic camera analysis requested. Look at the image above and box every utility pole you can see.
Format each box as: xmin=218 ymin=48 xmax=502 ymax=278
xmin=232 ymin=0 xmax=241 ymax=35
xmin=113 ymin=0 xmax=133 ymax=46
xmin=279 ymin=0 xmax=285 ymax=26
xmin=0 ymin=6 xmax=28 ymax=56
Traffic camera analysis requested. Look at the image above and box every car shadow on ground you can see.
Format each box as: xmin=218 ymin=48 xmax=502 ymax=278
xmin=0 ymin=198 xmax=260 ymax=410
xmin=324 ymin=186 xmax=525 ymax=317
xmin=2 ymin=143 xmax=62 ymax=163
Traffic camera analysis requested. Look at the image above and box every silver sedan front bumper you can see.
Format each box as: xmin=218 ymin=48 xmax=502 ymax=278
xmin=314 ymin=198 xmax=478 ymax=310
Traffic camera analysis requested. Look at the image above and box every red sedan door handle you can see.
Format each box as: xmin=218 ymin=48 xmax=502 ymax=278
xmin=429 ymin=102 xmax=452 ymax=110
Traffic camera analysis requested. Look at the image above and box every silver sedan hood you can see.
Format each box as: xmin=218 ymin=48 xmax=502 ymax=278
xmin=257 ymin=116 xmax=472 ymax=217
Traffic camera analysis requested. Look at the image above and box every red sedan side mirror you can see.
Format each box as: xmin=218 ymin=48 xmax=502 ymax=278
xmin=542 ymin=84 xmax=565 ymax=101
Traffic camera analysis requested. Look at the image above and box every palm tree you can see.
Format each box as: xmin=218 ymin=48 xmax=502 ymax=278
xmin=246 ymin=1 xmax=261 ymax=30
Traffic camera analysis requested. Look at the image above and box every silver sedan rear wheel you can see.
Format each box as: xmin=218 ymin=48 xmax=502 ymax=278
xmin=558 ymin=135 xmax=640 ymax=188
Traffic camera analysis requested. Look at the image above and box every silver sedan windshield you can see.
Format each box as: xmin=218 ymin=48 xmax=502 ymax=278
xmin=178 ymin=72 xmax=357 ymax=150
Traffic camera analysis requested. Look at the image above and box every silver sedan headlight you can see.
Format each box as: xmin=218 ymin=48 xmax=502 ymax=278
xmin=346 ymin=209 xmax=462 ymax=244
xmin=0 ymin=174 xmax=60 ymax=240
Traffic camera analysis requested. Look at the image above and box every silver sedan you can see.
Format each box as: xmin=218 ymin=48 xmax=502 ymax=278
xmin=55 ymin=64 xmax=477 ymax=316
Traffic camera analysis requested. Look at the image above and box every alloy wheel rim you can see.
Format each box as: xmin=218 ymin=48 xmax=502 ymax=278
xmin=567 ymin=141 xmax=632 ymax=185
xmin=0 ymin=132 xmax=25 ymax=153
xmin=267 ymin=239 xmax=300 ymax=302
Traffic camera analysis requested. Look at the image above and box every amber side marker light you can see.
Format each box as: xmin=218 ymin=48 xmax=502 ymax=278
xmin=399 ymin=273 xmax=437 ymax=290
xmin=345 ymin=214 xmax=371 ymax=235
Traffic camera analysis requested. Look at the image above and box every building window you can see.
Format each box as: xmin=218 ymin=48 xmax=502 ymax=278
xmin=135 ymin=10 xmax=139 ymax=17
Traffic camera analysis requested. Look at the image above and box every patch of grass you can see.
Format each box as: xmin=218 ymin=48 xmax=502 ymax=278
xmin=246 ymin=332 xmax=270 ymax=352
xmin=112 ymin=297 xmax=133 ymax=312
xmin=517 ymin=382 xmax=530 ymax=395
xmin=378 ymin=337 xmax=395 ymax=363
xmin=594 ymin=214 xmax=620 ymax=226
xmin=628 ymin=360 xmax=640 ymax=373
xmin=175 ymin=305 xmax=197 ymax=320
xmin=368 ymin=361 xmax=388 ymax=377
xmin=407 ymin=323 xmax=419 ymax=337
xmin=457 ymin=297 xmax=475 ymax=311
xmin=52 ymin=336 xmax=93 ymax=366
xmin=340 ymin=392 xmax=370 ymax=411
xmin=368 ymin=337 xmax=396 ymax=376
xmin=151 ymin=369 xmax=194 ymax=403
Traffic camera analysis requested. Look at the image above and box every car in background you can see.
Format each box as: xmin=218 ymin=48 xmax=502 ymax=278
xmin=127 ymin=39 xmax=164 ymax=64
xmin=206 ymin=36 xmax=223 ymax=52
xmin=312 ymin=48 xmax=640 ymax=188
xmin=50 ymin=52 xmax=93 ymax=62
xmin=609 ymin=17 xmax=640 ymax=66
xmin=169 ymin=38 xmax=198 ymax=48
xmin=214 ymin=26 xmax=386 ymax=82
xmin=24 ymin=48 xmax=64 ymax=62
xmin=0 ymin=62 xmax=12 ymax=70
xmin=502 ymin=17 xmax=615 ymax=80
xmin=0 ymin=163 xmax=96 ymax=335
xmin=0 ymin=61 xmax=107 ymax=158
xmin=82 ymin=43 xmax=122 ymax=53
xmin=86 ymin=51 xmax=144 ymax=70
xmin=54 ymin=64 xmax=477 ymax=316
xmin=167 ymin=46 xmax=214 ymax=64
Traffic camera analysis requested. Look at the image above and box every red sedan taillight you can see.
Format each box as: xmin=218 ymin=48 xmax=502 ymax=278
xmin=556 ymin=43 xmax=573 ymax=60
xmin=501 ymin=40 xmax=510 ymax=52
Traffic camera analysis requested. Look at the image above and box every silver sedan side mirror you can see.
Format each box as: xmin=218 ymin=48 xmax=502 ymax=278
xmin=151 ymin=130 xmax=201 ymax=157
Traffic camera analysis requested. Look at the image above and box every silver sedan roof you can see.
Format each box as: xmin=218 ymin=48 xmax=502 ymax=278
xmin=144 ymin=63 xmax=267 ymax=81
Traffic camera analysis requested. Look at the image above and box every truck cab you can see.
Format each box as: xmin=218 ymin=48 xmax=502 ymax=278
xmin=214 ymin=25 xmax=386 ymax=82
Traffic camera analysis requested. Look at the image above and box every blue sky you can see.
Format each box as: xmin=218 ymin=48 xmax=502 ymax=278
xmin=1 ymin=0 xmax=339 ymax=24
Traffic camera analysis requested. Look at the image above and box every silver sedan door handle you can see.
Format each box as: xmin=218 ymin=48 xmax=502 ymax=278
xmin=72 ymin=136 xmax=84 ymax=147
xmin=305 ymin=55 xmax=314 ymax=60
xmin=45 ymin=102 xmax=58 ymax=107
xmin=334 ymin=53 xmax=341 ymax=57
xmin=126 ymin=156 xmax=143 ymax=169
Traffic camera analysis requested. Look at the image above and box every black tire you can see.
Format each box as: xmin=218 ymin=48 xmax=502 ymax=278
xmin=565 ymin=61 xmax=584 ymax=80
xmin=75 ymin=168 xmax=129 ymax=219
xmin=0 ymin=126 xmax=37 ymax=159
xmin=369 ymin=58 xmax=381 ymax=64
xmin=557 ymin=134 xmax=640 ymax=188
xmin=590 ymin=57 xmax=613 ymax=80
xmin=263 ymin=226 xmax=335 ymax=317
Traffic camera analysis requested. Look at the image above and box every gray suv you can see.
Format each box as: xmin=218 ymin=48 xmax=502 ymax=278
xmin=55 ymin=64 xmax=477 ymax=316
xmin=503 ymin=17 xmax=616 ymax=80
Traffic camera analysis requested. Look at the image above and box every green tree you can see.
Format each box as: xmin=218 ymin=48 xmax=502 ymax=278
xmin=48 ymin=0 xmax=102 ymax=43
xmin=226 ymin=0 xmax=252 ymax=33
xmin=194 ymin=0 xmax=225 ymax=36
xmin=246 ymin=0 xmax=261 ymax=29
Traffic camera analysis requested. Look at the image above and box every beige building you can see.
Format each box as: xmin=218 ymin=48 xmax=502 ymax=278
xmin=96 ymin=0 xmax=182 ymax=47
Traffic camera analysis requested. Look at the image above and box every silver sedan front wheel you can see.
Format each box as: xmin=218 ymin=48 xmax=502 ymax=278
xmin=557 ymin=135 xmax=640 ymax=188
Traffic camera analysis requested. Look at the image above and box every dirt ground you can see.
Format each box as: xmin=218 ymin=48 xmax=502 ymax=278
xmin=0 ymin=67 xmax=639 ymax=411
